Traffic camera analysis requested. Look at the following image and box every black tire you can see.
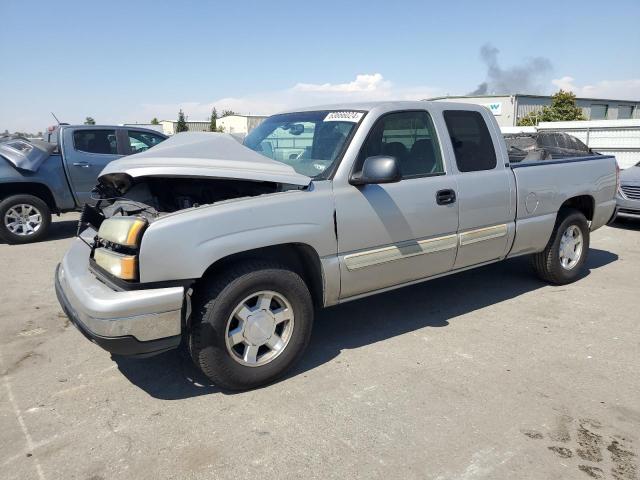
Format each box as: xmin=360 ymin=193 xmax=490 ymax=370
xmin=189 ymin=260 xmax=314 ymax=391
xmin=531 ymin=208 xmax=590 ymax=285
xmin=0 ymin=194 xmax=52 ymax=244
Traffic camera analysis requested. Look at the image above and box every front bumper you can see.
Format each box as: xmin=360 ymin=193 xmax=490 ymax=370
xmin=615 ymin=191 xmax=640 ymax=220
xmin=55 ymin=236 xmax=184 ymax=356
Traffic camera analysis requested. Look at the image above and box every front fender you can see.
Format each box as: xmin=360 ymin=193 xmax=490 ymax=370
xmin=138 ymin=182 xmax=337 ymax=283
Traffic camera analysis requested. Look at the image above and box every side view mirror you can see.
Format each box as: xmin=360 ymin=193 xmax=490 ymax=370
xmin=350 ymin=155 xmax=402 ymax=186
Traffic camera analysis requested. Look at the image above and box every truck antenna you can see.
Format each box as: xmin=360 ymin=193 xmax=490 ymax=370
xmin=51 ymin=112 xmax=61 ymax=125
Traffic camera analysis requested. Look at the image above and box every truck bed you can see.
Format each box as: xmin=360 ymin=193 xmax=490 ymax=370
xmin=508 ymin=154 xmax=618 ymax=257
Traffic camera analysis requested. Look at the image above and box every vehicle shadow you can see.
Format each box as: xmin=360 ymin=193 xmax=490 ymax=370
xmin=610 ymin=218 xmax=640 ymax=231
xmin=114 ymin=249 xmax=617 ymax=400
xmin=113 ymin=348 xmax=221 ymax=399
xmin=48 ymin=220 xmax=79 ymax=240
xmin=0 ymin=219 xmax=78 ymax=244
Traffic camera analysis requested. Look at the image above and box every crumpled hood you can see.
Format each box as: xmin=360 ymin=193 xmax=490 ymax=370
xmin=0 ymin=137 xmax=56 ymax=172
xmin=99 ymin=132 xmax=311 ymax=187
xmin=620 ymin=165 xmax=640 ymax=185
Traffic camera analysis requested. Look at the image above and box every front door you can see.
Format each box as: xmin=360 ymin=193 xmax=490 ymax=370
xmin=334 ymin=110 xmax=459 ymax=299
xmin=63 ymin=128 xmax=123 ymax=205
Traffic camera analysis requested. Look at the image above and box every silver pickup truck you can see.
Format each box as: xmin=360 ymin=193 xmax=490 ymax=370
xmin=55 ymin=101 xmax=618 ymax=390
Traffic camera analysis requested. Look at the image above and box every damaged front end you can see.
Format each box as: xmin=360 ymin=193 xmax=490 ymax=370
xmin=76 ymin=132 xmax=312 ymax=284
xmin=78 ymin=173 xmax=296 ymax=281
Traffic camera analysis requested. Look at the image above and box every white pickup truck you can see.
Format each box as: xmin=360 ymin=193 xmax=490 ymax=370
xmin=55 ymin=101 xmax=618 ymax=390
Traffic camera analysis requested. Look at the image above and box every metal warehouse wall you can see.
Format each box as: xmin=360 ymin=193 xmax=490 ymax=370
xmin=517 ymin=97 xmax=640 ymax=123
xmin=515 ymin=97 xmax=550 ymax=122
xmin=434 ymin=95 xmax=640 ymax=127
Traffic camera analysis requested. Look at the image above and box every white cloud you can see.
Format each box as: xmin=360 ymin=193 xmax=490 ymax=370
xmin=552 ymin=76 xmax=640 ymax=100
xmin=293 ymin=73 xmax=390 ymax=92
xmin=130 ymin=73 xmax=442 ymax=122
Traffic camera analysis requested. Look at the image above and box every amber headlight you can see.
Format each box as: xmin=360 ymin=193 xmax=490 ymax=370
xmin=97 ymin=216 xmax=147 ymax=247
xmin=93 ymin=248 xmax=138 ymax=280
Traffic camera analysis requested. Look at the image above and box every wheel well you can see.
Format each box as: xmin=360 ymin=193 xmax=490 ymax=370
xmin=559 ymin=195 xmax=594 ymax=221
xmin=0 ymin=183 xmax=57 ymax=211
xmin=199 ymin=244 xmax=324 ymax=308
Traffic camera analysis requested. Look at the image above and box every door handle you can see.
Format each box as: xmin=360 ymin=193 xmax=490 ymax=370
xmin=436 ymin=189 xmax=456 ymax=205
xmin=73 ymin=162 xmax=90 ymax=168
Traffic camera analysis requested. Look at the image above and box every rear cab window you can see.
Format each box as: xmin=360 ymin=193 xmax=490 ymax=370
xmin=73 ymin=129 xmax=117 ymax=154
xmin=128 ymin=130 xmax=166 ymax=153
xmin=443 ymin=110 xmax=497 ymax=172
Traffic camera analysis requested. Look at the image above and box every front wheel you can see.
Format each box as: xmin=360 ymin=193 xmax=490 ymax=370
xmin=531 ymin=208 xmax=590 ymax=285
xmin=0 ymin=194 xmax=52 ymax=244
xmin=189 ymin=261 xmax=314 ymax=391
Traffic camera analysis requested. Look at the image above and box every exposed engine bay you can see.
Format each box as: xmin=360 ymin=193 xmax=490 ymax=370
xmin=82 ymin=175 xmax=292 ymax=231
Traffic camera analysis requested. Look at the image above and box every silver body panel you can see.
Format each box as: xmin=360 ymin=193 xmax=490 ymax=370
xmin=57 ymin=101 xmax=618 ymax=345
xmin=616 ymin=166 xmax=640 ymax=218
xmin=509 ymin=157 xmax=618 ymax=256
xmin=57 ymin=230 xmax=183 ymax=342
xmin=99 ymin=132 xmax=311 ymax=186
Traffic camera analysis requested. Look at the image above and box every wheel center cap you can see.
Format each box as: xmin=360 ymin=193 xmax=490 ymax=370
xmin=243 ymin=310 xmax=275 ymax=345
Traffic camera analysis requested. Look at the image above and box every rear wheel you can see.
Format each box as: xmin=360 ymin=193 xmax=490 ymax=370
xmin=189 ymin=261 xmax=314 ymax=391
xmin=531 ymin=208 xmax=590 ymax=285
xmin=0 ymin=194 xmax=51 ymax=244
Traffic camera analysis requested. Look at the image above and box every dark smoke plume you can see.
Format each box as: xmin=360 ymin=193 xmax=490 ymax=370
xmin=468 ymin=44 xmax=552 ymax=95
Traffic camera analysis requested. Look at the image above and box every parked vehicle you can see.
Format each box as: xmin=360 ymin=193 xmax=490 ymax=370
xmin=504 ymin=131 xmax=592 ymax=163
xmin=616 ymin=160 xmax=640 ymax=219
xmin=0 ymin=125 xmax=167 ymax=243
xmin=55 ymin=101 xmax=618 ymax=390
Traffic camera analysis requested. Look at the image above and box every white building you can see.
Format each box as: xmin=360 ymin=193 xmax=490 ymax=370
xmin=159 ymin=120 xmax=210 ymax=136
xmin=158 ymin=115 xmax=267 ymax=136
xmin=430 ymin=94 xmax=640 ymax=127
xmin=217 ymin=115 xmax=267 ymax=134
xmin=122 ymin=123 xmax=165 ymax=134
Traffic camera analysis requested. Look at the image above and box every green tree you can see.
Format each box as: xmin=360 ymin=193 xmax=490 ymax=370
xmin=518 ymin=90 xmax=586 ymax=126
xmin=208 ymin=108 xmax=218 ymax=132
xmin=175 ymin=109 xmax=189 ymax=133
xmin=84 ymin=116 xmax=96 ymax=125
xmin=150 ymin=117 xmax=160 ymax=125
xmin=220 ymin=109 xmax=237 ymax=118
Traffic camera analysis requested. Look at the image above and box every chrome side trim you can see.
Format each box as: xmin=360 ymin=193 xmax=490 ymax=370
xmin=344 ymin=234 xmax=458 ymax=271
xmin=459 ymin=224 xmax=508 ymax=246
xmin=339 ymin=258 xmax=502 ymax=304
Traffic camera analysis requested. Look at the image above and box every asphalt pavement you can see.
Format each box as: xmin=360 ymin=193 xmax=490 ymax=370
xmin=1 ymin=213 xmax=638 ymax=480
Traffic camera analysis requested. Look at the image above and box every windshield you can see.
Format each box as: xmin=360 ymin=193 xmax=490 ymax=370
xmin=244 ymin=110 xmax=363 ymax=178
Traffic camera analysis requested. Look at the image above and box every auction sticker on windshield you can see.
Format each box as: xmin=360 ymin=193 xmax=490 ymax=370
xmin=324 ymin=111 xmax=364 ymax=122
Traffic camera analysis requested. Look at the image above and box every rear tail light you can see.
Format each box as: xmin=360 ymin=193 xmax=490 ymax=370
xmin=615 ymin=162 xmax=621 ymax=192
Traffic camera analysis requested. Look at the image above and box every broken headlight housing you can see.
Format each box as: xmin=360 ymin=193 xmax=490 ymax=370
xmin=97 ymin=216 xmax=146 ymax=247
xmin=92 ymin=217 xmax=147 ymax=281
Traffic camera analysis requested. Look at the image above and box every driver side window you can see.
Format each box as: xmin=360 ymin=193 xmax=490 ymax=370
xmin=357 ymin=111 xmax=444 ymax=179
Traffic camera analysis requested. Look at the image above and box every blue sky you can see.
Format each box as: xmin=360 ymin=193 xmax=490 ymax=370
xmin=1 ymin=0 xmax=639 ymax=132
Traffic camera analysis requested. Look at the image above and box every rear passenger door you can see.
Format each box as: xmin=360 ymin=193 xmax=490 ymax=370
xmin=443 ymin=109 xmax=515 ymax=269
xmin=63 ymin=128 xmax=124 ymax=205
